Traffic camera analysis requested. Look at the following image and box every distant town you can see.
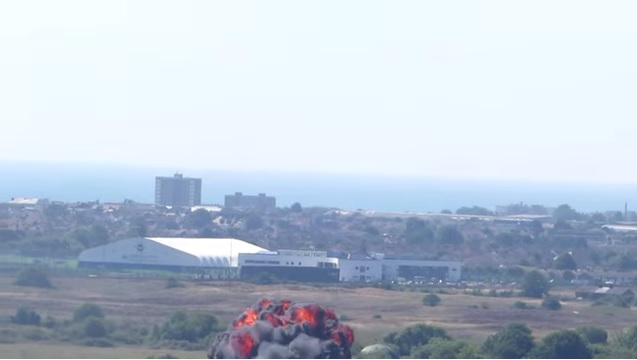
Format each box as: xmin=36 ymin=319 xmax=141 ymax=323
xmin=2 ymin=172 xmax=637 ymax=289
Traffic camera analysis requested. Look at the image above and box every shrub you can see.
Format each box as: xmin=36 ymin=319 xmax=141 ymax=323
xmin=165 ymin=277 xmax=185 ymax=289
xmin=14 ymin=268 xmax=53 ymax=288
xmin=530 ymin=329 xmax=591 ymax=358
xmin=481 ymin=323 xmax=535 ymax=359
xmin=422 ymin=293 xmax=441 ymax=307
xmin=73 ymin=303 xmax=104 ymax=322
xmin=576 ymin=326 xmax=608 ymax=344
xmin=42 ymin=315 xmax=57 ymax=329
xmin=152 ymin=311 xmax=221 ymax=344
xmin=21 ymin=327 xmax=49 ymax=341
xmin=541 ymin=297 xmax=562 ymax=311
xmin=83 ymin=316 xmax=108 ymax=338
xmin=512 ymin=301 xmax=534 ymax=310
xmin=12 ymin=306 xmax=41 ymax=326
xmin=383 ymin=323 xmax=450 ymax=357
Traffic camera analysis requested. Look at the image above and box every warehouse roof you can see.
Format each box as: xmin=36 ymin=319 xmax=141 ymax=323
xmin=145 ymin=237 xmax=268 ymax=267
xmin=78 ymin=237 xmax=269 ymax=269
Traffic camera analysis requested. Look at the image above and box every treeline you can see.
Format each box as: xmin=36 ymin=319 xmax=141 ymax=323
xmin=357 ymin=322 xmax=637 ymax=359
xmin=5 ymin=301 xmax=223 ymax=351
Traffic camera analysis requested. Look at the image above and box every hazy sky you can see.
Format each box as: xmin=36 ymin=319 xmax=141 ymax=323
xmin=2 ymin=1 xmax=637 ymax=183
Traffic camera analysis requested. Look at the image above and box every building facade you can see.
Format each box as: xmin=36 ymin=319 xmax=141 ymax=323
xmin=224 ymin=192 xmax=276 ymax=212
xmin=238 ymin=250 xmax=462 ymax=283
xmin=155 ymin=173 xmax=202 ymax=207
xmin=238 ymin=249 xmax=340 ymax=282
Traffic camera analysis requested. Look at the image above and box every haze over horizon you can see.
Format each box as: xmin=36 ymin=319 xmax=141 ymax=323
xmin=2 ymin=1 xmax=637 ymax=183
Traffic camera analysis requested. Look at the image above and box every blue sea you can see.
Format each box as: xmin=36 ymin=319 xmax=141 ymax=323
xmin=1 ymin=161 xmax=636 ymax=213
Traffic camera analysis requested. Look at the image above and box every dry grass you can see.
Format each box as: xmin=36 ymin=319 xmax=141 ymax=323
xmin=1 ymin=274 xmax=637 ymax=357
xmin=0 ymin=343 xmax=201 ymax=359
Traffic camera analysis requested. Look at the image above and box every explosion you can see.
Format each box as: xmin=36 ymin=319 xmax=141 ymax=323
xmin=208 ymin=298 xmax=355 ymax=359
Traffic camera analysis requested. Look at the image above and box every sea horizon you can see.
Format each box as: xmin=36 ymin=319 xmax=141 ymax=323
xmin=1 ymin=161 xmax=636 ymax=214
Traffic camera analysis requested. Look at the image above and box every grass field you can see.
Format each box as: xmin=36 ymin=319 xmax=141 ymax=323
xmin=1 ymin=273 xmax=637 ymax=358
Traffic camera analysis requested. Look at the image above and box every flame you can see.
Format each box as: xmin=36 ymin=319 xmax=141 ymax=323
xmin=209 ymin=298 xmax=355 ymax=359
xmin=231 ymin=331 xmax=255 ymax=358
xmin=291 ymin=304 xmax=323 ymax=328
xmin=233 ymin=308 xmax=259 ymax=328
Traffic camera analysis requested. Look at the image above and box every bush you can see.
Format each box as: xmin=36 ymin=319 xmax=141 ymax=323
xmin=482 ymin=323 xmax=535 ymax=359
xmin=73 ymin=303 xmax=104 ymax=322
xmin=541 ymin=297 xmax=562 ymax=311
xmin=42 ymin=315 xmax=57 ymax=329
xmin=512 ymin=301 xmax=534 ymax=310
xmin=12 ymin=306 xmax=41 ymax=326
xmin=152 ymin=312 xmax=221 ymax=344
xmin=576 ymin=326 xmax=608 ymax=344
xmin=83 ymin=316 xmax=108 ymax=338
xmin=165 ymin=277 xmax=185 ymax=289
xmin=21 ymin=327 xmax=49 ymax=341
xmin=422 ymin=293 xmax=441 ymax=307
xmin=13 ymin=268 xmax=53 ymax=288
xmin=383 ymin=323 xmax=450 ymax=357
xmin=530 ymin=329 xmax=591 ymax=358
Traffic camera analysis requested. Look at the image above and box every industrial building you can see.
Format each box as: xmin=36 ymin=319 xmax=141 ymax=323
xmin=77 ymin=236 xmax=462 ymax=283
xmin=78 ymin=237 xmax=267 ymax=272
xmin=155 ymin=173 xmax=202 ymax=207
xmin=238 ymin=250 xmax=462 ymax=283
xmin=224 ymin=192 xmax=276 ymax=212
xmin=238 ymin=249 xmax=340 ymax=282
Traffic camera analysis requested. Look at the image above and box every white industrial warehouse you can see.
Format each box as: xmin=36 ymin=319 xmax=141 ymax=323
xmin=78 ymin=237 xmax=268 ymax=271
xmin=78 ymin=237 xmax=462 ymax=283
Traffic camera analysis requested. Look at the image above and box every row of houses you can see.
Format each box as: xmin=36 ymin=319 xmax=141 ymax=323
xmin=77 ymin=237 xmax=462 ymax=283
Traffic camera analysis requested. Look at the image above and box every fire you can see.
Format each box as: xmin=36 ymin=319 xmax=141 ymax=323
xmin=208 ymin=298 xmax=355 ymax=359
xmin=290 ymin=304 xmax=323 ymax=328
xmin=231 ymin=331 xmax=255 ymax=358
xmin=232 ymin=308 xmax=259 ymax=328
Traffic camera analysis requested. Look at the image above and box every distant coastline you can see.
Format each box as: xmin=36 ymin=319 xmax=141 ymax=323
xmin=1 ymin=161 xmax=636 ymax=213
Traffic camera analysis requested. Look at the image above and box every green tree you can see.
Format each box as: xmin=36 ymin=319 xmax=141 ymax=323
xmin=422 ymin=293 xmax=441 ymax=307
xmin=73 ymin=303 xmax=104 ymax=322
xmin=44 ymin=203 xmax=68 ymax=219
xmin=128 ymin=216 xmax=148 ymax=237
xmin=530 ymin=220 xmax=544 ymax=237
xmin=14 ymin=268 xmax=53 ymax=288
xmin=553 ymin=204 xmax=580 ymax=222
xmin=530 ymin=329 xmax=592 ymax=359
xmin=152 ymin=311 xmax=220 ymax=343
xmin=290 ymin=202 xmax=303 ymax=213
xmin=383 ymin=323 xmax=450 ymax=357
xmin=575 ymin=326 xmax=607 ymax=344
xmin=481 ymin=323 xmax=534 ymax=359
xmin=12 ymin=306 xmax=41 ymax=326
xmin=186 ymin=209 xmax=213 ymax=229
xmin=541 ymin=296 xmax=562 ymax=310
xmin=404 ymin=218 xmax=434 ymax=245
xmin=245 ymin=214 xmax=263 ymax=230
xmin=521 ymin=270 xmax=550 ymax=298
xmin=554 ymin=252 xmax=577 ymax=270
xmin=436 ymin=225 xmax=464 ymax=245
xmin=411 ymin=338 xmax=477 ymax=359
xmin=83 ymin=316 xmax=108 ymax=338
xmin=589 ymin=212 xmax=607 ymax=223
xmin=552 ymin=220 xmax=573 ymax=231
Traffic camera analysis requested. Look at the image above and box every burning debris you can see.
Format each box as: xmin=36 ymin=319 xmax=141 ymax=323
xmin=208 ymin=298 xmax=355 ymax=359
